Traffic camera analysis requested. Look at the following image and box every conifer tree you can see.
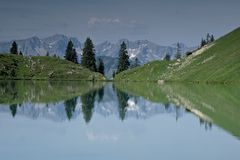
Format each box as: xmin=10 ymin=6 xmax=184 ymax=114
xmin=64 ymin=97 xmax=77 ymax=120
xmin=164 ymin=53 xmax=171 ymax=61
xmin=112 ymin=71 xmax=116 ymax=78
xmin=10 ymin=104 xmax=17 ymax=117
xmin=201 ymin=38 xmax=207 ymax=47
xmin=10 ymin=41 xmax=18 ymax=54
xmin=64 ymin=40 xmax=78 ymax=64
xmin=200 ymin=33 xmax=214 ymax=47
xmin=72 ymin=49 xmax=78 ymax=64
xmin=116 ymin=42 xmax=130 ymax=74
xmin=97 ymin=58 xmax=105 ymax=75
xmin=65 ymin=40 xmax=73 ymax=60
xmin=175 ymin=42 xmax=181 ymax=59
xmin=97 ymin=87 xmax=104 ymax=103
xmin=19 ymin=51 xmax=23 ymax=56
xmin=81 ymin=90 xmax=97 ymax=123
xmin=131 ymin=58 xmax=140 ymax=68
xmin=210 ymin=35 xmax=215 ymax=42
xmin=206 ymin=33 xmax=211 ymax=43
xmin=81 ymin=38 xmax=96 ymax=71
xmin=115 ymin=88 xmax=129 ymax=121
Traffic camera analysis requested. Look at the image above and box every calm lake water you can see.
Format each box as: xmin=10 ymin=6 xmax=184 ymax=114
xmin=0 ymin=80 xmax=239 ymax=160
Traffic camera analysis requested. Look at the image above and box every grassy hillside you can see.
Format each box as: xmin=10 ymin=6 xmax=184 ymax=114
xmin=167 ymin=27 xmax=240 ymax=82
xmin=0 ymin=54 xmax=105 ymax=80
xmin=115 ymin=27 xmax=240 ymax=83
xmin=114 ymin=60 xmax=172 ymax=81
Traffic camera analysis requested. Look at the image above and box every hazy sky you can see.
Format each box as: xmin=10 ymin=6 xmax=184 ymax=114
xmin=0 ymin=0 xmax=240 ymax=46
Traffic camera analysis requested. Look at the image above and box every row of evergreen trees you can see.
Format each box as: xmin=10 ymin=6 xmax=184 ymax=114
xmin=10 ymin=41 xmax=23 ymax=55
xmin=64 ymin=39 xmax=131 ymax=76
xmin=64 ymin=38 xmax=104 ymax=75
xmin=8 ymin=39 xmax=144 ymax=77
xmin=164 ymin=42 xmax=182 ymax=61
xmin=163 ymin=33 xmax=215 ymax=61
xmin=201 ymin=33 xmax=215 ymax=47
xmin=9 ymin=38 xmax=105 ymax=75
xmin=63 ymin=84 xmax=132 ymax=122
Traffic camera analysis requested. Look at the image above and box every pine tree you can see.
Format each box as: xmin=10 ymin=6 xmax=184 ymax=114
xmin=81 ymin=38 xmax=97 ymax=71
xmin=164 ymin=54 xmax=171 ymax=61
xmin=64 ymin=97 xmax=77 ymax=120
xmin=210 ymin=35 xmax=215 ymax=42
xmin=112 ymin=71 xmax=116 ymax=78
xmin=81 ymin=90 xmax=97 ymax=123
xmin=201 ymin=38 xmax=207 ymax=47
xmin=19 ymin=51 xmax=23 ymax=56
xmin=97 ymin=58 xmax=105 ymax=75
xmin=64 ymin=40 xmax=78 ymax=64
xmin=175 ymin=42 xmax=181 ymax=59
xmin=97 ymin=87 xmax=105 ymax=103
xmin=206 ymin=33 xmax=211 ymax=43
xmin=131 ymin=58 xmax=140 ymax=68
xmin=115 ymin=88 xmax=129 ymax=121
xmin=116 ymin=42 xmax=130 ymax=74
xmin=65 ymin=40 xmax=73 ymax=61
xmin=10 ymin=41 xmax=18 ymax=54
xmin=9 ymin=104 xmax=17 ymax=117
xmin=72 ymin=49 xmax=78 ymax=64
xmin=46 ymin=51 xmax=50 ymax=56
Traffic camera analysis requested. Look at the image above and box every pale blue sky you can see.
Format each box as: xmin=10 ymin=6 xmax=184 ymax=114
xmin=0 ymin=0 xmax=240 ymax=46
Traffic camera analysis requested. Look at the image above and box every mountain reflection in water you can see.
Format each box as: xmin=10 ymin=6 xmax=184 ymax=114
xmin=1 ymin=80 xmax=240 ymax=137
xmin=0 ymin=80 xmax=212 ymax=129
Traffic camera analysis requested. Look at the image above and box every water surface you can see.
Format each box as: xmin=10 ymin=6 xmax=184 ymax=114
xmin=0 ymin=81 xmax=239 ymax=160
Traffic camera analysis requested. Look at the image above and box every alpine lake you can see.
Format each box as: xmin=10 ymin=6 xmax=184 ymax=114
xmin=0 ymin=80 xmax=240 ymax=160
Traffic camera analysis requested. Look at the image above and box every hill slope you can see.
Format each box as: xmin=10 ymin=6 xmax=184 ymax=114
xmin=167 ymin=27 xmax=240 ymax=82
xmin=115 ymin=27 xmax=240 ymax=83
xmin=0 ymin=54 xmax=105 ymax=80
xmin=114 ymin=60 xmax=172 ymax=81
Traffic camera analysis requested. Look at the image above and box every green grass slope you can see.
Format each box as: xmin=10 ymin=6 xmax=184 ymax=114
xmin=115 ymin=27 xmax=240 ymax=83
xmin=114 ymin=60 xmax=172 ymax=81
xmin=167 ymin=27 xmax=240 ymax=82
xmin=0 ymin=54 xmax=105 ymax=80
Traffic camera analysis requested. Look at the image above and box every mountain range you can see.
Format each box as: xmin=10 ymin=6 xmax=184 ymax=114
xmin=0 ymin=35 xmax=195 ymax=77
